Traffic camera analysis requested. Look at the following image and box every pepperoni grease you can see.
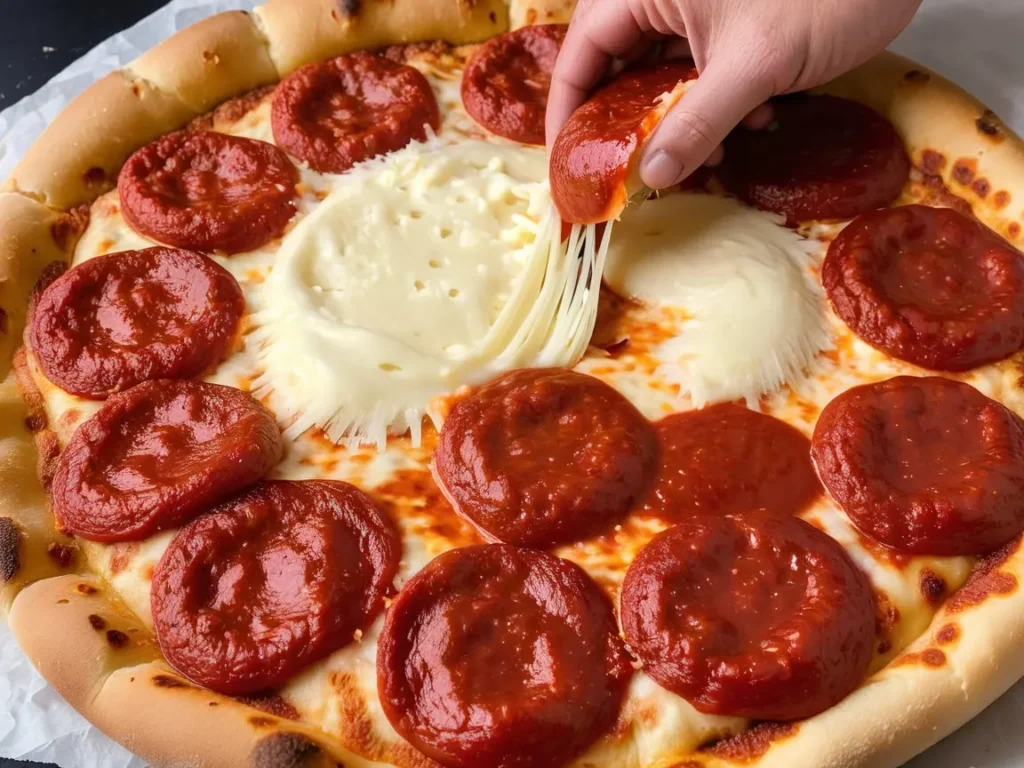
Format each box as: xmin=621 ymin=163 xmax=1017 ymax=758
xmin=153 ymin=480 xmax=400 ymax=695
xmin=461 ymin=24 xmax=566 ymax=146
xmin=30 ymin=247 xmax=244 ymax=397
xmin=51 ymin=380 xmax=282 ymax=542
xmin=812 ymin=376 xmax=1024 ymax=555
xmin=434 ymin=369 xmax=658 ymax=548
xmin=377 ymin=544 xmax=631 ymax=768
xmin=621 ymin=515 xmax=876 ymax=721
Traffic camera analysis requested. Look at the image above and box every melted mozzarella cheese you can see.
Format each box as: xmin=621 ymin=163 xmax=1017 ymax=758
xmin=251 ymin=140 xmax=597 ymax=448
xmin=604 ymin=193 xmax=831 ymax=407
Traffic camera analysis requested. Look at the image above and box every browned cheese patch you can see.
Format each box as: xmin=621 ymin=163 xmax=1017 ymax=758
xmin=699 ymin=722 xmax=799 ymax=763
xmin=947 ymin=536 xmax=1022 ymax=613
xmin=0 ymin=518 xmax=21 ymax=582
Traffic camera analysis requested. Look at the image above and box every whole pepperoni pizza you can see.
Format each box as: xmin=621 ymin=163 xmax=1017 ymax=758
xmin=1 ymin=2 xmax=1024 ymax=767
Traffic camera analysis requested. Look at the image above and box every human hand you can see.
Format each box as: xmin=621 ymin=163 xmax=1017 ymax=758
xmin=545 ymin=0 xmax=923 ymax=189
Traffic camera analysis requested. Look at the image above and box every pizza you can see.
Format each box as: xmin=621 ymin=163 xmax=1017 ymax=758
xmin=2 ymin=1 xmax=1024 ymax=767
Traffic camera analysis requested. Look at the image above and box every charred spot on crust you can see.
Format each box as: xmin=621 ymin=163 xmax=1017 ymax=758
xmin=919 ymin=149 xmax=946 ymax=174
xmin=106 ymin=629 xmax=130 ymax=649
xmin=1009 ymin=222 xmax=1021 ymax=240
xmin=87 ymin=614 xmax=107 ymax=630
xmin=972 ymin=178 xmax=991 ymax=198
xmin=977 ymin=110 xmax=1003 ymax=138
xmin=46 ymin=542 xmax=78 ymax=569
xmin=249 ymin=716 xmax=277 ymax=728
xmin=83 ymin=167 xmax=108 ymax=189
xmin=948 ymin=535 xmax=1021 ymax=613
xmin=919 ymin=569 xmax=947 ymax=607
xmin=238 ymin=694 xmax=301 ymax=721
xmin=936 ymin=623 xmax=959 ymax=645
xmin=152 ymin=674 xmax=191 ymax=689
xmin=904 ymin=69 xmax=930 ymax=84
xmin=23 ymin=413 xmax=46 ymax=433
xmin=336 ymin=0 xmax=361 ymax=19
xmin=75 ymin=582 xmax=98 ymax=595
xmin=249 ymin=733 xmax=326 ymax=768
xmin=922 ymin=648 xmax=946 ymax=667
xmin=700 ymin=722 xmax=799 ymax=761
xmin=0 ymin=518 xmax=21 ymax=583
xmin=0 ymin=309 xmax=8 ymax=336
xmin=994 ymin=190 xmax=1011 ymax=209
xmin=489 ymin=10 xmax=497 ymax=23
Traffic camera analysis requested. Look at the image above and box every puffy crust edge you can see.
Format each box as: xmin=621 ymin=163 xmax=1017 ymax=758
xmin=126 ymin=11 xmax=280 ymax=114
xmin=816 ymin=50 xmax=1024 ymax=246
xmin=508 ymin=0 xmax=578 ymax=28
xmin=7 ymin=574 xmax=377 ymax=768
xmin=253 ymin=0 xmax=510 ymax=76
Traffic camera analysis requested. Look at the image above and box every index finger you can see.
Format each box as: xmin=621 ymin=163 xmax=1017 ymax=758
xmin=545 ymin=1 xmax=646 ymax=150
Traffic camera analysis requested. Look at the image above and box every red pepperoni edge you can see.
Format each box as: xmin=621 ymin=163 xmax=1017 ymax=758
xmin=812 ymin=376 xmax=1024 ymax=555
xmin=718 ymin=94 xmax=910 ymax=223
xmin=642 ymin=403 xmax=821 ymax=520
xmin=461 ymin=24 xmax=566 ymax=146
xmin=51 ymin=379 xmax=282 ymax=543
xmin=621 ymin=514 xmax=876 ymax=721
xmin=272 ymin=52 xmax=440 ymax=174
xmin=434 ymin=368 xmax=658 ymax=548
xmin=550 ymin=59 xmax=698 ymax=224
xmin=153 ymin=480 xmax=400 ymax=695
xmin=822 ymin=205 xmax=1024 ymax=371
xmin=29 ymin=247 xmax=244 ymax=398
xmin=119 ymin=131 xmax=298 ymax=255
xmin=378 ymin=544 xmax=631 ymax=768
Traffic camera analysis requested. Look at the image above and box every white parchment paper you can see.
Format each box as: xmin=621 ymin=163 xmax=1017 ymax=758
xmin=1 ymin=0 xmax=1022 ymax=765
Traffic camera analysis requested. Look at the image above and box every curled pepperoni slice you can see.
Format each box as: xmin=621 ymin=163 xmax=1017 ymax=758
xmin=822 ymin=205 xmax=1024 ymax=371
xmin=153 ymin=480 xmax=400 ymax=695
xmin=434 ymin=369 xmax=658 ymax=548
xmin=272 ymin=52 xmax=440 ymax=174
xmin=378 ymin=544 xmax=630 ymax=768
xmin=30 ymin=247 xmax=244 ymax=398
xmin=119 ymin=131 xmax=298 ymax=255
xmin=718 ymin=94 xmax=909 ymax=223
xmin=621 ymin=514 xmax=875 ymax=720
xmin=550 ymin=60 xmax=699 ymax=224
xmin=52 ymin=380 xmax=282 ymax=543
xmin=461 ymin=24 xmax=566 ymax=146
xmin=812 ymin=376 xmax=1024 ymax=555
xmin=642 ymin=404 xmax=821 ymax=520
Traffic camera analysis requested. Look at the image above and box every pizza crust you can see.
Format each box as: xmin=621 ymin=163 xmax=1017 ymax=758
xmin=253 ymin=0 xmax=509 ymax=75
xmin=127 ymin=11 xmax=280 ymax=113
xmin=508 ymin=0 xmax=578 ymax=28
xmin=3 ymin=5 xmax=1024 ymax=765
xmin=7 ymin=574 xmax=376 ymax=768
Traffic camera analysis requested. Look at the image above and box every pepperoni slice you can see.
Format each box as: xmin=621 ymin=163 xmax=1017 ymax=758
xmin=272 ymin=52 xmax=440 ymax=174
xmin=461 ymin=24 xmax=566 ymax=146
xmin=378 ymin=544 xmax=631 ymax=768
xmin=718 ymin=94 xmax=909 ymax=223
xmin=434 ymin=369 xmax=658 ymax=548
xmin=550 ymin=60 xmax=699 ymax=224
xmin=642 ymin=404 xmax=820 ymax=520
xmin=30 ymin=247 xmax=244 ymax=398
xmin=51 ymin=380 xmax=282 ymax=543
xmin=621 ymin=514 xmax=875 ymax=720
xmin=812 ymin=376 xmax=1024 ymax=555
xmin=119 ymin=131 xmax=298 ymax=255
xmin=153 ymin=480 xmax=400 ymax=695
xmin=822 ymin=205 xmax=1024 ymax=371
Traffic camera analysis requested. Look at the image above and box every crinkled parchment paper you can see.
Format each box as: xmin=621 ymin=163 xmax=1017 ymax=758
xmin=1 ymin=0 xmax=1023 ymax=765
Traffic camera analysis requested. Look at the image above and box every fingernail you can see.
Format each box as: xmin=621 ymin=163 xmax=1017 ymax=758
xmin=640 ymin=150 xmax=685 ymax=189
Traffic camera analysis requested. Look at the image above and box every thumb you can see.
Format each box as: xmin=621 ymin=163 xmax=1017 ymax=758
xmin=639 ymin=55 xmax=774 ymax=189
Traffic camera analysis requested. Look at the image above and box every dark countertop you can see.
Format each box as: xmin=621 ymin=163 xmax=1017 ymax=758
xmin=0 ymin=0 xmax=167 ymax=111
xmin=0 ymin=6 xmax=171 ymax=763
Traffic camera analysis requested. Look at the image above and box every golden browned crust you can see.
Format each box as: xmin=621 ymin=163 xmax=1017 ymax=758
xmin=127 ymin=11 xmax=280 ymax=113
xmin=0 ymin=194 xmax=72 ymax=380
xmin=509 ymin=0 xmax=577 ymax=28
xmin=816 ymin=51 xmax=1024 ymax=247
xmin=7 ymin=575 xmax=376 ymax=768
xmin=1 ymin=72 xmax=196 ymax=209
xmin=253 ymin=0 xmax=509 ymax=75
